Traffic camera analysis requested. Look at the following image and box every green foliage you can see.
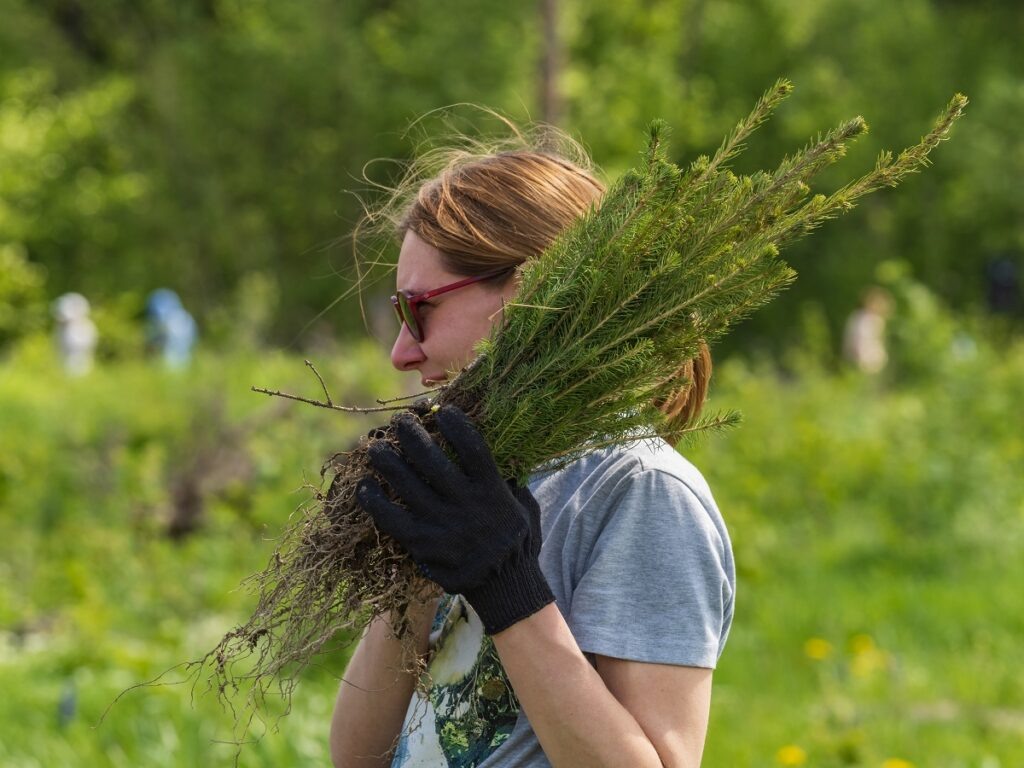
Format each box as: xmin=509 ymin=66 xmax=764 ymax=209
xmin=681 ymin=0 xmax=1023 ymax=353
xmin=206 ymin=271 xmax=282 ymax=352
xmin=687 ymin=312 xmax=1024 ymax=766
xmin=89 ymin=292 xmax=146 ymax=361
xmin=454 ymin=85 xmax=962 ymax=480
xmin=0 ymin=242 xmax=46 ymax=347
xmin=0 ymin=0 xmax=543 ymax=340
xmin=0 ymin=341 xmax=403 ymax=763
xmin=1 ymin=0 xmax=1019 ymax=348
xmin=0 ymin=66 xmax=144 ymax=289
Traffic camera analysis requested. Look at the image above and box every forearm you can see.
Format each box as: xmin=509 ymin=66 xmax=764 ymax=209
xmin=330 ymin=602 xmax=435 ymax=768
xmin=492 ymin=604 xmax=678 ymax=768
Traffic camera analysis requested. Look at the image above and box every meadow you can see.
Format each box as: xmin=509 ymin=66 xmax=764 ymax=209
xmin=1 ymin=285 xmax=1021 ymax=767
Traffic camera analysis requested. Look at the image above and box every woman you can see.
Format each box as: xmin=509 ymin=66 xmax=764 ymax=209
xmin=330 ymin=137 xmax=734 ymax=768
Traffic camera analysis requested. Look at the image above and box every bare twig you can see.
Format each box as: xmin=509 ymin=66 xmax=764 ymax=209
xmin=250 ymin=386 xmax=404 ymax=414
xmin=304 ymin=360 xmax=333 ymax=406
xmin=375 ymin=387 xmax=445 ymax=405
xmin=253 ymin=359 xmax=417 ymax=414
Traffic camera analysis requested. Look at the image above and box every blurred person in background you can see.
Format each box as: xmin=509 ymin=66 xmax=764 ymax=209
xmin=146 ymin=289 xmax=197 ymax=369
xmin=985 ymin=253 xmax=1020 ymax=316
xmin=843 ymin=286 xmax=893 ymax=374
xmin=52 ymin=292 xmax=98 ymax=376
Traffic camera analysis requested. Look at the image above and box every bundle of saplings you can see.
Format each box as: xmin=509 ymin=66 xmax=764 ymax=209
xmin=198 ymin=81 xmax=965 ymax=720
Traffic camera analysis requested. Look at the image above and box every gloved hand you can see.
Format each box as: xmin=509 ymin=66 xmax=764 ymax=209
xmin=356 ymin=405 xmax=554 ymax=634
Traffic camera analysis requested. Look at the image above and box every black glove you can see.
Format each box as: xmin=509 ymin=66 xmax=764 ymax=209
xmin=356 ymin=405 xmax=554 ymax=634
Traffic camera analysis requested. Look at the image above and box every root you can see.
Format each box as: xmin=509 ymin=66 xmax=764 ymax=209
xmin=195 ymin=389 xmax=481 ymax=736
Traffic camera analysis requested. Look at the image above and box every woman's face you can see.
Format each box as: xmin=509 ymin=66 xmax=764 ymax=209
xmin=390 ymin=230 xmax=518 ymax=386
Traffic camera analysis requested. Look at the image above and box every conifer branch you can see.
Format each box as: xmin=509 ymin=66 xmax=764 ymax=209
xmin=703 ymin=78 xmax=794 ymax=177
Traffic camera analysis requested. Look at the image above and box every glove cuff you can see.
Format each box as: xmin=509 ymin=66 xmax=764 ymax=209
xmin=465 ymin=556 xmax=555 ymax=635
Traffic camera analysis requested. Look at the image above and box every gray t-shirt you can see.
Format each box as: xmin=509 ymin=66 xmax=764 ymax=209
xmin=390 ymin=437 xmax=735 ymax=768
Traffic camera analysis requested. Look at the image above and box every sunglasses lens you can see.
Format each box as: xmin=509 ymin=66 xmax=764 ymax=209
xmin=395 ymin=293 xmax=423 ymax=342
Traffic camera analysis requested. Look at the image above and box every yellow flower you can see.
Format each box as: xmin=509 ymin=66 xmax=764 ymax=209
xmin=847 ymin=633 xmax=890 ymax=677
xmin=881 ymin=759 xmax=915 ymax=768
xmin=804 ymin=637 xmax=833 ymax=660
xmin=775 ymin=744 xmax=808 ymax=766
xmin=851 ymin=647 xmax=889 ymax=677
xmin=849 ymin=633 xmax=876 ymax=655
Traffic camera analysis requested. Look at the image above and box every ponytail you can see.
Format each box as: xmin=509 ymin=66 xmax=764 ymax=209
xmin=656 ymin=342 xmax=712 ymax=435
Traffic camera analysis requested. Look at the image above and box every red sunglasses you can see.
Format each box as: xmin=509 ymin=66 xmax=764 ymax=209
xmin=390 ymin=267 xmax=513 ymax=343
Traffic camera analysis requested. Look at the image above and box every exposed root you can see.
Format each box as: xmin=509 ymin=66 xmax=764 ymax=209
xmin=194 ymin=390 xmax=480 ymax=736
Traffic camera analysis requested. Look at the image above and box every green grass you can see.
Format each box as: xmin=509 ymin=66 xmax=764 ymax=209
xmin=1 ymin=310 xmax=1021 ymax=766
xmin=690 ymin=343 xmax=1024 ymax=767
xmin=0 ymin=339 xmax=400 ymax=765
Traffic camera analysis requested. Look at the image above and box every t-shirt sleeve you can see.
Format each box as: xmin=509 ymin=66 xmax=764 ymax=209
xmin=565 ymin=468 xmax=733 ymax=669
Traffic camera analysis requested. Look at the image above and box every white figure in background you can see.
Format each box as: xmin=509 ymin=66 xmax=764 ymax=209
xmin=146 ymin=289 xmax=197 ymax=369
xmin=843 ymin=287 xmax=893 ymax=374
xmin=53 ymin=293 xmax=98 ymax=376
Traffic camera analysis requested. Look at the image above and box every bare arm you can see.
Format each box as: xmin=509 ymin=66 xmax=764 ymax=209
xmin=493 ymin=603 xmax=712 ymax=768
xmin=329 ymin=599 xmax=438 ymax=768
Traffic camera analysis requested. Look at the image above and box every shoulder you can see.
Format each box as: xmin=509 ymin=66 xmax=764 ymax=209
xmin=610 ymin=441 xmax=731 ymax=562
xmin=530 ymin=438 xmax=721 ymax=527
xmin=624 ymin=437 xmax=719 ymax=510
xmin=534 ymin=439 xmax=737 ymax=667
xmin=530 ymin=438 xmax=732 ymax=578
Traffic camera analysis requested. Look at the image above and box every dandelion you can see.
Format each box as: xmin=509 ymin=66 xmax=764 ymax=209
xmin=881 ymin=759 xmax=915 ymax=768
xmin=804 ymin=637 xmax=833 ymax=660
xmin=849 ymin=633 xmax=890 ymax=677
xmin=849 ymin=633 xmax=876 ymax=655
xmin=776 ymin=744 xmax=808 ymax=766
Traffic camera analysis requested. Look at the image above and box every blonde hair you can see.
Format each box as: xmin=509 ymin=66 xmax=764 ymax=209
xmin=365 ymin=117 xmax=711 ymax=432
xmin=401 ymin=151 xmax=605 ymax=275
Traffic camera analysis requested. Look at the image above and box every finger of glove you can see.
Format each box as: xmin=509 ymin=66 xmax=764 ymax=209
xmin=355 ymin=477 xmax=418 ymax=549
xmin=356 ymin=479 xmax=458 ymax=570
xmin=391 ymin=412 xmax=465 ymax=496
xmin=366 ymin=441 xmax=441 ymax=514
xmin=510 ymin=482 xmax=541 ymax=517
xmin=511 ymin=482 xmax=543 ymax=557
xmin=435 ymin=405 xmax=502 ymax=483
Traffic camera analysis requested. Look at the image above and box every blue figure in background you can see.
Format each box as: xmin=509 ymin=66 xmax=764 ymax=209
xmin=146 ymin=289 xmax=197 ymax=368
xmin=57 ymin=678 xmax=77 ymax=729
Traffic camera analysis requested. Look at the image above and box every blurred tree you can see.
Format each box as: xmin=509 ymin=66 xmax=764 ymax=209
xmin=0 ymin=243 xmax=47 ymax=348
xmin=703 ymin=0 xmax=1022 ymax=353
xmin=0 ymin=0 xmax=1019 ymax=351
xmin=539 ymin=0 xmax=564 ymax=125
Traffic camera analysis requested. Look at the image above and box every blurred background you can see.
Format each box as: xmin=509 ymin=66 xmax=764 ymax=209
xmin=0 ymin=0 xmax=1021 ymax=765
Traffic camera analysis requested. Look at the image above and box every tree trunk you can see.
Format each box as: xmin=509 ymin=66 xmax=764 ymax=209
xmin=539 ymin=0 xmax=563 ymax=126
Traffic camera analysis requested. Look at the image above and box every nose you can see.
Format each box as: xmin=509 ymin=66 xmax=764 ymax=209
xmin=390 ymin=322 xmax=426 ymax=371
